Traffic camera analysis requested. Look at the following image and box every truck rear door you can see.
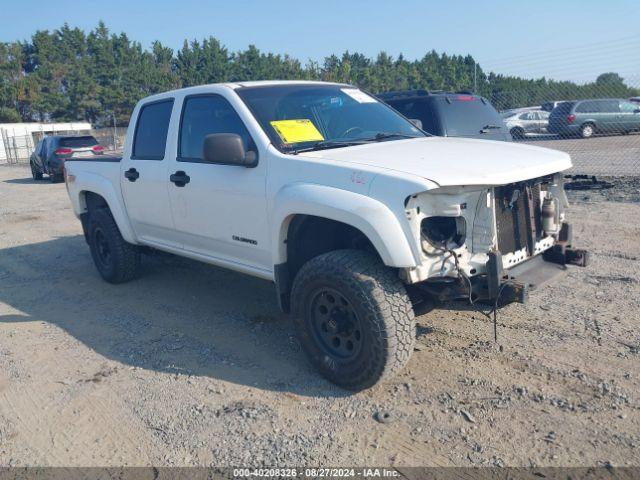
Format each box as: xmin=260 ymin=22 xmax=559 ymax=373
xmin=120 ymin=98 xmax=181 ymax=248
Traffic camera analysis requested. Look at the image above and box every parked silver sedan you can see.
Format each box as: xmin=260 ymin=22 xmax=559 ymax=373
xmin=503 ymin=110 xmax=550 ymax=139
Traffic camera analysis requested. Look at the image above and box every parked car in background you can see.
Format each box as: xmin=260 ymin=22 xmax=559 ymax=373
xmin=500 ymin=106 xmax=540 ymax=118
xmin=630 ymin=96 xmax=640 ymax=105
xmin=541 ymin=101 xmax=567 ymax=112
xmin=30 ymin=135 xmax=105 ymax=182
xmin=548 ymin=99 xmax=640 ymax=138
xmin=502 ymin=109 xmax=550 ymax=139
xmin=378 ymin=90 xmax=511 ymax=141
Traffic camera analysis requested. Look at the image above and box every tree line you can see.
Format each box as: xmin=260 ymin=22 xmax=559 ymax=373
xmin=1 ymin=22 xmax=637 ymax=126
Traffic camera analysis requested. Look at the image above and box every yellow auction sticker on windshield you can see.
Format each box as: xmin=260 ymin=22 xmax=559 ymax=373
xmin=270 ymin=119 xmax=324 ymax=144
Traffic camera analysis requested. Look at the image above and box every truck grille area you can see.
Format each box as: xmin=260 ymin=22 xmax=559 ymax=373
xmin=494 ymin=183 xmax=544 ymax=256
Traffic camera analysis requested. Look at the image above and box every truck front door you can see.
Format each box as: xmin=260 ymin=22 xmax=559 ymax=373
xmin=166 ymin=93 xmax=271 ymax=276
xmin=120 ymin=98 xmax=181 ymax=248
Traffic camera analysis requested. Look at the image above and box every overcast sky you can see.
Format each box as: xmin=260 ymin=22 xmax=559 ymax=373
xmin=2 ymin=0 xmax=639 ymax=85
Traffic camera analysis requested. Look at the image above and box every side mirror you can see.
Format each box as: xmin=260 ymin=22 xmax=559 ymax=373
xmin=409 ymin=118 xmax=423 ymax=129
xmin=202 ymin=133 xmax=257 ymax=167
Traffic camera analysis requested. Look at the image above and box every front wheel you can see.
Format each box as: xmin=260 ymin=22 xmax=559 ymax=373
xmin=291 ymin=250 xmax=415 ymax=390
xmin=87 ymin=208 xmax=141 ymax=283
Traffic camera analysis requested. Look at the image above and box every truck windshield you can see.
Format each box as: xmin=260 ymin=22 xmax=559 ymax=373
xmin=236 ymin=84 xmax=425 ymax=153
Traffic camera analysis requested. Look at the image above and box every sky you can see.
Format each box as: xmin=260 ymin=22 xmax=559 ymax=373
xmin=1 ymin=0 xmax=639 ymax=85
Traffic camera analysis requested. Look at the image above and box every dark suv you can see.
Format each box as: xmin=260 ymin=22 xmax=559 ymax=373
xmin=377 ymin=90 xmax=511 ymax=141
xmin=30 ymin=135 xmax=104 ymax=182
xmin=548 ymin=99 xmax=640 ymax=138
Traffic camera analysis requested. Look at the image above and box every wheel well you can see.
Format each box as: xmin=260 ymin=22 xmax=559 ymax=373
xmin=82 ymin=191 xmax=109 ymax=214
xmin=79 ymin=192 xmax=111 ymax=244
xmin=275 ymin=215 xmax=380 ymax=312
xmin=287 ymin=215 xmax=378 ymax=278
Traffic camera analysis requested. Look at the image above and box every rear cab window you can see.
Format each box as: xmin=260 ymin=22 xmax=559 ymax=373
xmin=132 ymin=99 xmax=174 ymax=160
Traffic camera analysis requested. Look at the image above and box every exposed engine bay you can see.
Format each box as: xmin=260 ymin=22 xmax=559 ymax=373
xmin=402 ymin=173 xmax=588 ymax=305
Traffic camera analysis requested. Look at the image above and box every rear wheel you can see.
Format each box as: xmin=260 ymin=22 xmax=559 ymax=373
xmin=87 ymin=208 xmax=141 ymax=283
xmin=580 ymin=123 xmax=595 ymax=139
xmin=291 ymin=249 xmax=415 ymax=390
xmin=30 ymin=161 xmax=43 ymax=180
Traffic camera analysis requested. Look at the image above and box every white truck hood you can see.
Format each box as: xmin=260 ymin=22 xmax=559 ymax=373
xmin=299 ymin=136 xmax=572 ymax=187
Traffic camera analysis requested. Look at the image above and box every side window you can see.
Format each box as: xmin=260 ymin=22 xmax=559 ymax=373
xmin=132 ymin=99 xmax=174 ymax=160
xmin=576 ymin=101 xmax=598 ymax=113
xmin=178 ymin=94 xmax=255 ymax=162
xmin=600 ymin=100 xmax=620 ymax=113
xmin=621 ymin=101 xmax=638 ymax=112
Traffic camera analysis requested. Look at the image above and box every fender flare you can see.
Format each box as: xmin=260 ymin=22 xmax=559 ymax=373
xmin=71 ymin=171 xmax=138 ymax=244
xmin=271 ymin=184 xmax=418 ymax=268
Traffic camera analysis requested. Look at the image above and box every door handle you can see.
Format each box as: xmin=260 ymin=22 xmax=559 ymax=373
xmin=170 ymin=170 xmax=190 ymax=187
xmin=124 ymin=168 xmax=139 ymax=182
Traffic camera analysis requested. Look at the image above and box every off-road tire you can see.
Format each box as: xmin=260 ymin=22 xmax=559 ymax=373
xmin=291 ymin=249 xmax=415 ymax=390
xmin=30 ymin=162 xmax=43 ymax=180
xmin=87 ymin=208 xmax=141 ymax=284
xmin=580 ymin=123 xmax=595 ymax=139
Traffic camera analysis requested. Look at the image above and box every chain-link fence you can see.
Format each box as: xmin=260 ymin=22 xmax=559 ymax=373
xmin=0 ymin=129 xmax=35 ymax=165
xmin=485 ymin=80 xmax=640 ymax=177
xmin=0 ymin=127 xmax=126 ymax=165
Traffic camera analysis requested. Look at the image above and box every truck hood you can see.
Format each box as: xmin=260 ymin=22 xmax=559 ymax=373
xmin=299 ymin=136 xmax=572 ymax=187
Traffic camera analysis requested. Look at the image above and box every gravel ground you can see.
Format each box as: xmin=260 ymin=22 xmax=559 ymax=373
xmin=0 ymin=164 xmax=639 ymax=468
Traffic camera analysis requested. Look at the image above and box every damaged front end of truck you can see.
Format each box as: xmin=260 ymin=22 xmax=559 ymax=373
xmin=402 ymin=173 xmax=589 ymax=307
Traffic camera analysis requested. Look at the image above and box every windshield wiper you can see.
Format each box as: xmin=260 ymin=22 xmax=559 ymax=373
xmin=289 ymin=139 xmax=368 ymax=154
xmin=366 ymin=132 xmax=421 ymax=141
xmin=480 ymin=124 xmax=502 ymax=132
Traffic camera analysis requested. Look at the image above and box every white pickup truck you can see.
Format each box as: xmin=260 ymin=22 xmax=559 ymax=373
xmin=64 ymin=81 xmax=587 ymax=390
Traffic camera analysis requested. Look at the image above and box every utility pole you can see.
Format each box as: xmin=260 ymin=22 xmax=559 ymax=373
xmin=112 ymin=112 xmax=117 ymax=151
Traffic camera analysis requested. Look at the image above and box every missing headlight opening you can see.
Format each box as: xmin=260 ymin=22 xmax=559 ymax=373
xmin=421 ymin=216 xmax=466 ymax=249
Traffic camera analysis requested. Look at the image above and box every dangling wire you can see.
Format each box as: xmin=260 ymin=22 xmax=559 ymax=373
xmin=424 ymin=235 xmax=512 ymax=343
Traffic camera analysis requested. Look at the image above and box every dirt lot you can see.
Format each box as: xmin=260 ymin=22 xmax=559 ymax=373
xmin=0 ymin=164 xmax=639 ymax=468
xmin=521 ymin=132 xmax=640 ymax=176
